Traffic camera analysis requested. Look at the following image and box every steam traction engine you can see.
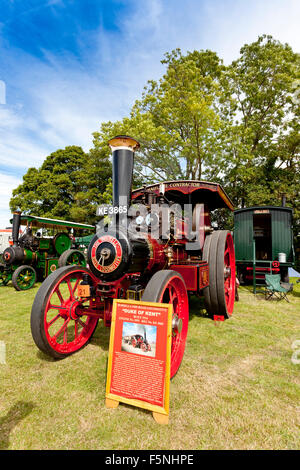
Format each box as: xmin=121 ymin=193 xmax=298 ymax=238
xmin=1 ymin=214 xmax=94 ymax=291
xmin=123 ymin=335 xmax=151 ymax=352
xmin=30 ymin=136 xmax=236 ymax=378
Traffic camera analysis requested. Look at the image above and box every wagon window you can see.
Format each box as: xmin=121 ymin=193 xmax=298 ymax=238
xmin=253 ymin=213 xmax=272 ymax=260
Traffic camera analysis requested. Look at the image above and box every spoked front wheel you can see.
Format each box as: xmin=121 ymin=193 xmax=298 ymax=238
xmin=0 ymin=263 xmax=10 ymax=286
xmin=142 ymin=270 xmax=189 ymax=378
xmin=31 ymin=266 xmax=99 ymax=359
xmin=12 ymin=265 xmax=37 ymax=291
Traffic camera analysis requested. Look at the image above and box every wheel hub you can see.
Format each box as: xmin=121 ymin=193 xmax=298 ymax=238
xmin=68 ymin=300 xmax=81 ymax=320
xmin=224 ymin=266 xmax=231 ymax=278
xmin=172 ymin=315 xmax=183 ymax=335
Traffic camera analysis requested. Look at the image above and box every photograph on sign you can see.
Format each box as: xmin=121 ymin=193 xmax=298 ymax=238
xmin=106 ymin=299 xmax=172 ymax=419
xmin=121 ymin=322 xmax=157 ymax=357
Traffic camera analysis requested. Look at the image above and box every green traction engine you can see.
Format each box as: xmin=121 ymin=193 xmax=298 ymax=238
xmin=0 ymin=211 xmax=95 ymax=291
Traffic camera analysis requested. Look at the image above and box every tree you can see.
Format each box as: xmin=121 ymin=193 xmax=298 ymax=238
xmin=91 ymin=48 xmax=229 ymax=186
xmin=221 ymin=36 xmax=300 ymax=208
xmin=91 ymin=37 xmax=299 ymax=237
xmin=10 ymin=145 xmax=112 ymax=225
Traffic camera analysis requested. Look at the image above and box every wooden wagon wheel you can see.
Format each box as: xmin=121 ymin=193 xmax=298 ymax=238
xmin=142 ymin=270 xmax=189 ymax=378
xmin=203 ymin=231 xmax=235 ymax=319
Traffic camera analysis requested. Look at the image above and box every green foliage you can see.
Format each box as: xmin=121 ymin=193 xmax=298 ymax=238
xmin=222 ymin=36 xmax=299 ymax=207
xmin=222 ymin=36 xmax=300 ymax=254
xmin=92 ymin=48 xmax=227 ymax=185
xmin=92 ymin=36 xmax=299 ymax=242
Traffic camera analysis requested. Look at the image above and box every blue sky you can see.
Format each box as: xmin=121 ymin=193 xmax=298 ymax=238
xmin=0 ymin=0 xmax=299 ymax=227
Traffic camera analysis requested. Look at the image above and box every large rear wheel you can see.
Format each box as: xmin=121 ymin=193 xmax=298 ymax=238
xmin=203 ymin=231 xmax=236 ymax=319
xmin=142 ymin=270 xmax=189 ymax=378
xmin=58 ymin=249 xmax=86 ymax=268
xmin=31 ymin=266 xmax=99 ymax=359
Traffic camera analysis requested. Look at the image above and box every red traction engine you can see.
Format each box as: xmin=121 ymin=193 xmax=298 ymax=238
xmin=30 ymin=136 xmax=236 ymax=378
xmin=127 ymin=335 xmax=151 ymax=352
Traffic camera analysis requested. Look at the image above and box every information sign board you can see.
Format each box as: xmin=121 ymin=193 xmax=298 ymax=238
xmin=105 ymin=299 xmax=172 ymax=423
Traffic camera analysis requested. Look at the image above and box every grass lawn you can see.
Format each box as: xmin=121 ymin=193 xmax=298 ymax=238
xmin=0 ymin=279 xmax=299 ymax=450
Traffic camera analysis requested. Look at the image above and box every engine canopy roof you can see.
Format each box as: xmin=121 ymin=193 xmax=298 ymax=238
xmin=10 ymin=214 xmax=95 ymax=231
xmin=132 ymin=180 xmax=234 ymax=211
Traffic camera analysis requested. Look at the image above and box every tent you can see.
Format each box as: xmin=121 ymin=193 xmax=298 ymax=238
xmin=288 ymin=267 xmax=300 ymax=277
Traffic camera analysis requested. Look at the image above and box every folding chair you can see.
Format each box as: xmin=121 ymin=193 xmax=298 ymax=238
xmin=264 ymin=274 xmax=292 ymax=302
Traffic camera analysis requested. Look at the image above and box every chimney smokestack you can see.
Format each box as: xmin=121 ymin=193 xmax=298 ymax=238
xmin=12 ymin=209 xmax=22 ymax=246
xmin=108 ymin=135 xmax=140 ymax=208
xmin=281 ymin=194 xmax=287 ymax=207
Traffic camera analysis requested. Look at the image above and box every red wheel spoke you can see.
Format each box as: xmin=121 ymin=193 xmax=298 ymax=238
xmin=166 ymin=287 xmax=171 ymax=302
xmin=56 ymin=287 xmax=64 ymax=304
xmin=72 ymin=278 xmax=80 ymax=295
xmin=53 ymin=319 xmax=70 ymax=339
xmin=49 ymin=304 xmax=67 ymax=310
xmin=47 ymin=314 xmax=61 ymax=328
xmin=74 ymin=321 xmax=78 ymax=339
xmin=167 ymin=286 xmax=176 ymax=304
xmin=78 ymin=318 xmax=87 ymax=329
xmin=63 ymin=325 xmax=68 ymax=344
xmin=66 ymin=279 xmax=74 ymax=298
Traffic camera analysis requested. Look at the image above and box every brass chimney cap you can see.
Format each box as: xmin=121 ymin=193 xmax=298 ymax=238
xmin=108 ymin=135 xmax=140 ymax=151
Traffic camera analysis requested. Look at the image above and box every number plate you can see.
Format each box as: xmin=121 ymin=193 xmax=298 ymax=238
xmin=77 ymin=284 xmax=90 ymax=297
xmin=96 ymin=204 xmax=127 ymax=216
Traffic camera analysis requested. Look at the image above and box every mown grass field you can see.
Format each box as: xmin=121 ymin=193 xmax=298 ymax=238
xmin=0 ymin=279 xmax=299 ymax=450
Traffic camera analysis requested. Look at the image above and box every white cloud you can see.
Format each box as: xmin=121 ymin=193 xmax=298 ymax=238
xmin=0 ymin=173 xmax=21 ymax=227
xmin=33 ymin=72 xmax=125 ymax=151
xmin=200 ymin=0 xmax=300 ymax=64
xmin=0 ymin=106 xmax=23 ymax=130
xmin=0 ymin=107 xmax=51 ymax=168
xmin=0 ymin=80 xmax=6 ymax=104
